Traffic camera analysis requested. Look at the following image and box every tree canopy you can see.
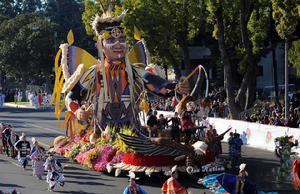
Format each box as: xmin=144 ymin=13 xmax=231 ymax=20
xmin=0 ymin=0 xmax=95 ymax=89
xmin=0 ymin=13 xmax=57 ymax=86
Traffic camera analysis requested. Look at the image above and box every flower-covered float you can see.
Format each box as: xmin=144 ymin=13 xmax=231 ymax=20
xmin=273 ymin=135 xmax=300 ymax=190
xmin=50 ymin=6 xmax=226 ymax=178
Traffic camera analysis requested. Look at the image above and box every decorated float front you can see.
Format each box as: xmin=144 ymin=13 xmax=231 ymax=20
xmin=50 ymin=8 xmax=226 ymax=178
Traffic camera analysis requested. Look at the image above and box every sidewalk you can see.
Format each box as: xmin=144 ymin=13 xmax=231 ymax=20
xmin=3 ymin=102 xmax=34 ymax=109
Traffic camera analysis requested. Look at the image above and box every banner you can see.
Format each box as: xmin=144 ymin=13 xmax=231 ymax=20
xmin=208 ymin=118 xmax=300 ymax=151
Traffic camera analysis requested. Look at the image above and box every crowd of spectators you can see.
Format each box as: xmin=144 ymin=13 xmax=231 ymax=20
xmin=149 ymin=87 xmax=229 ymax=118
xmin=148 ymin=87 xmax=300 ymax=128
xmin=0 ymin=88 xmax=52 ymax=109
xmin=244 ymin=92 xmax=300 ymax=128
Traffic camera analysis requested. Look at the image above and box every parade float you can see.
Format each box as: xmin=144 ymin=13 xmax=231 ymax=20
xmin=273 ymin=135 xmax=300 ymax=190
xmin=50 ymin=7 xmax=226 ymax=178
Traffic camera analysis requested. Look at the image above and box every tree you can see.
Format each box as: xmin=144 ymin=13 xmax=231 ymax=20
xmin=82 ymin=0 xmax=110 ymax=37
xmin=272 ymin=0 xmax=299 ymax=40
xmin=272 ymin=0 xmax=300 ymax=76
xmin=0 ymin=13 xmax=57 ymax=90
xmin=205 ymin=0 xmax=277 ymax=118
xmin=0 ymin=0 xmax=43 ymax=18
xmin=289 ymin=40 xmax=300 ymax=76
xmin=272 ymin=0 xmax=300 ymax=118
xmin=0 ymin=0 xmax=17 ymax=18
xmin=16 ymin=0 xmax=43 ymax=13
xmin=44 ymin=0 xmax=95 ymax=53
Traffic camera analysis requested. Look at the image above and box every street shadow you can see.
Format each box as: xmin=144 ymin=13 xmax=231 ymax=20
xmin=66 ymin=180 xmax=114 ymax=187
xmin=0 ymin=158 xmax=9 ymax=163
xmin=55 ymin=191 xmax=101 ymax=194
xmin=240 ymin=156 xmax=293 ymax=192
xmin=65 ymin=174 xmax=109 ymax=181
xmin=62 ymin=171 xmax=101 ymax=177
xmin=8 ymin=131 xmax=60 ymax=138
xmin=0 ymin=115 xmax=59 ymax=121
xmin=31 ymin=133 xmax=59 ymax=138
xmin=0 ymin=183 xmax=24 ymax=188
xmin=1 ymin=107 xmax=55 ymax=113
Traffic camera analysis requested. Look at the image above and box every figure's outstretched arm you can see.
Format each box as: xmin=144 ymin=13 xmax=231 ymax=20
xmin=142 ymin=72 xmax=189 ymax=98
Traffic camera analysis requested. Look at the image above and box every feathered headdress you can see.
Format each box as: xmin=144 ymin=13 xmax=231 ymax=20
xmin=92 ymin=4 xmax=127 ymax=36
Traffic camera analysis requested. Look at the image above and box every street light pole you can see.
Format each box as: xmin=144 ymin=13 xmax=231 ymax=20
xmin=284 ymin=39 xmax=289 ymax=121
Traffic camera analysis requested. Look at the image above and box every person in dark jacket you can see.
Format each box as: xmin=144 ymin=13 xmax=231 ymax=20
xmin=167 ymin=112 xmax=181 ymax=142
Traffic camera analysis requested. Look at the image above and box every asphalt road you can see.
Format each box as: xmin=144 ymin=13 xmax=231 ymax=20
xmin=0 ymin=107 xmax=297 ymax=194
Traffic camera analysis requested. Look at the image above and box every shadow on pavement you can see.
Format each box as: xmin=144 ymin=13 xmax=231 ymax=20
xmin=1 ymin=107 xmax=55 ymax=113
xmin=0 ymin=183 xmax=24 ymax=188
xmin=0 ymin=115 xmax=59 ymax=121
xmin=241 ymin=156 xmax=294 ymax=193
xmin=0 ymin=158 xmax=9 ymax=163
xmin=55 ymin=190 xmax=101 ymax=194
xmin=63 ymin=171 xmax=101 ymax=177
xmin=65 ymin=174 xmax=109 ymax=181
xmin=66 ymin=180 xmax=114 ymax=187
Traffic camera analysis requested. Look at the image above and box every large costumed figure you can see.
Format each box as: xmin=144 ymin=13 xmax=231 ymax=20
xmin=51 ymin=7 xmax=214 ymax=176
xmin=52 ymin=8 xmax=187 ymax=138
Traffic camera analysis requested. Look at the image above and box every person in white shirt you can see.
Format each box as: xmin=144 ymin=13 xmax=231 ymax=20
xmin=29 ymin=92 xmax=34 ymax=106
xmin=33 ymin=94 xmax=39 ymax=109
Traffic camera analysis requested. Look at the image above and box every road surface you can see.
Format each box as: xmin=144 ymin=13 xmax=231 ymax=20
xmin=0 ymin=107 xmax=297 ymax=194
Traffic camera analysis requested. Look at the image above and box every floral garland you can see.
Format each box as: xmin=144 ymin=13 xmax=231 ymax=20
xmin=67 ymin=143 xmax=81 ymax=160
xmin=74 ymin=143 xmax=95 ymax=164
xmin=55 ymin=125 xmax=137 ymax=172
xmin=84 ymin=148 xmax=101 ymax=169
xmin=94 ymin=144 xmax=117 ymax=172
xmin=110 ymin=151 xmax=124 ymax=165
xmin=63 ymin=134 xmax=82 ymax=157
xmin=112 ymin=126 xmax=135 ymax=153
xmin=80 ymin=128 xmax=94 ymax=145
xmin=81 ymin=143 xmax=95 ymax=152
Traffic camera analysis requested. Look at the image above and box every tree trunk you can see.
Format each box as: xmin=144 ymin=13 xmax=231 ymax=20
xmin=215 ymin=4 xmax=240 ymax=119
xmin=165 ymin=50 xmax=181 ymax=80
xmin=235 ymin=0 xmax=256 ymax=110
xmin=178 ymin=33 xmax=197 ymax=98
xmin=180 ymin=36 xmax=192 ymax=76
xmin=20 ymin=73 xmax=27 ymax=101
xmin=245 ymin=77 xmax=256 ymax=109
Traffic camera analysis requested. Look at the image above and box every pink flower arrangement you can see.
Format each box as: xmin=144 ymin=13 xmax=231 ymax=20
xmin=75 ymin=151 xmax=88 ymax=164
xmin=55 ymin=134 xmax=82 ymax=156
xmin=93 ymin=144 xmax=117 ymax=172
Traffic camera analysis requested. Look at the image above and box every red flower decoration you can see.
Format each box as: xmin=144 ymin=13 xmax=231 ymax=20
xmin=123 ymin=153 xmax=184 ymax=167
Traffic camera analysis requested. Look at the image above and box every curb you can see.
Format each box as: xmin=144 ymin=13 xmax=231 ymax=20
xmin=3 ymin=103 xmax=34 ymax=109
